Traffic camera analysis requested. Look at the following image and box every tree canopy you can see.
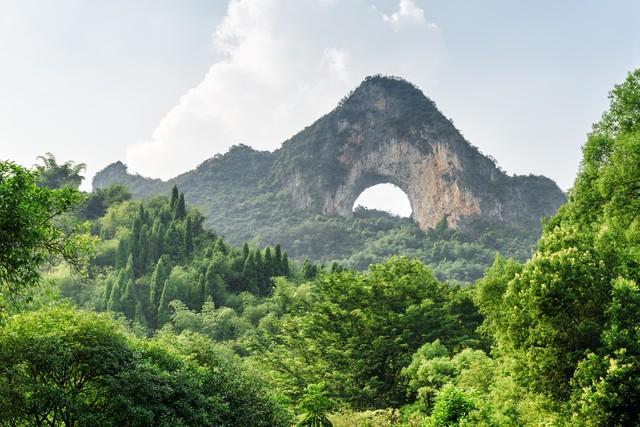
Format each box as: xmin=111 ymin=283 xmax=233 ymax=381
xmin=0 ymin=161 xmax=93 ymax=301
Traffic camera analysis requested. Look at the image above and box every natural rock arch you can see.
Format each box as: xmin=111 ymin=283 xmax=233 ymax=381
xmin=275 ymin=76 xmax=565 ymax=231
xmin=322 ymin=140 xmax=480 ymax=229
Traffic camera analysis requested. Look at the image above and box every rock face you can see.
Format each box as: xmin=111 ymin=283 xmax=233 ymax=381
xmin=267 ymin=76 xmax=564 ymax=230
xmin=94 ymin=75 xmax=565 ymax=232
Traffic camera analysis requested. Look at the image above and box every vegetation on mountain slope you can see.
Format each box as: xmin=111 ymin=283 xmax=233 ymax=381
xmin=93 ymin=76 xmax=565 ymax=283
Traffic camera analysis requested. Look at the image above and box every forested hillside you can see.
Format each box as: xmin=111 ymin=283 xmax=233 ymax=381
xmin=1 ymin=69 xmax=639 ymax=426
xmin=93 ymin=76 xmax=566 ymax=283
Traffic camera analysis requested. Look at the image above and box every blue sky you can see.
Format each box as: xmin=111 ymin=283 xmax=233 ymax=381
xmin=1 ymin=0 xmax=638 ymax=215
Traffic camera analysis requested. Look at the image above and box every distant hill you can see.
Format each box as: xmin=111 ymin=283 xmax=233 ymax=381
xmin=94 ymin=75 xmax=566 ymax=282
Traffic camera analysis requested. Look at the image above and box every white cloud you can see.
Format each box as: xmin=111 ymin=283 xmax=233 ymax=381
xmin=382 ymin=0 xmax=428 ymax=30
xmin=126 ymin=0 xmax=442 ymax=179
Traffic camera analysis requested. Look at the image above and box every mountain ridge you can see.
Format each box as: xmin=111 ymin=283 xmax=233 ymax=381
xmin=93 ymin=75 xmax=565 ymax=275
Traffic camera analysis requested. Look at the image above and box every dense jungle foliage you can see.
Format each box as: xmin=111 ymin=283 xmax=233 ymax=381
xmin=1 ymin=69 xmax=639 ymax=426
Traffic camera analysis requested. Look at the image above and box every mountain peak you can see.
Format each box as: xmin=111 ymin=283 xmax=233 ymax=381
xmin=357 ymin=74 xmax=423 ymax=93
xmin=336 ymin=74 xmax=441 ymax=119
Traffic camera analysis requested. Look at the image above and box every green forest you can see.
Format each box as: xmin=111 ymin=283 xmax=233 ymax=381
xmin=1 ymin=69 xmax=639 ymax=426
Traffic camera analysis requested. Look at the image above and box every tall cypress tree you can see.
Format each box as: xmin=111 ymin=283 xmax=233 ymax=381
xmin=331 ymin=262 xmax=343 ymax=273
xmin=274 ymin=244 xmax=283 ymax=275
xmin=129 ymin=216 xmax=142 ymax=276
xmin=164 ymin=222 xmax=184 ymax=262
xmin=254 ymin=249 xmax=270 ymax=296
xmin=174 ymin=193 xmax=186 ymax=220
xmin=205 ymin=259 xmax=227 ymax=306
xmin=264 ymin=247 xmax=275 ymax=279
xmin=124 ymin=254 xmax=135 ymax=282
xmin=157 ymin=276 xmax=174 ymax=327
xmin=118 ymin=255 xmax=138 ymax=319
xmin=214 ymin=238 xmax=228 ymax=255
xmin=149 ymin=255 xmax=169 ymax=328
xmin=102 ymin=276 xmax=114 ymax=311
xmin=107 ymin=269 xmax=125 ymax=312
xmin=115 ymin=239 xmax=128 ymax=269
xmin=149 ymin=218 xmax=163 ymax=265
xmin=134 ymin=302 xmax=147 ymax=327
xmin=242 ymin=252 xmax=258 ymax=294
xmin=137 ymin=204 xmax=146 ymax=225
xmin=170 ymin=185 xmax=179 ymax=211
xmin=120 ymin=277 xmax=138 ymax=320
xmin=242 ymin=242 xmax=250 ymax=261
xmin=302 ymin=259 xmax=318 ymax=279
xmin=137 ymin=224 xmax=149 ymax=276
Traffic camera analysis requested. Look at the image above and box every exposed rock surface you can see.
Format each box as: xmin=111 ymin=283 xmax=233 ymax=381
xmin=94 ymin=75 xmax=565 ymax=234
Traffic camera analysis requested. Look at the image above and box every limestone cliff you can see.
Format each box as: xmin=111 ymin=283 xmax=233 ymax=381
xmin=267 ymin=75 xmax=565 ymax=230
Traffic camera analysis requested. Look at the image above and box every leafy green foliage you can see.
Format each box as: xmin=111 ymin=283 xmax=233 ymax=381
xmin=76 ymin=187 xmax=294 ymax=330
xmin=0 ymin=306 xmax=291 ymax=427
xmin=6 ymin=69 xmax=640 ymax=426
xmin=474 ymin=68 xmax=640 ymax=424
xmin=297 ymin=383 xmax=336 ymax=427
xmin=251 ymin=257 xmax=483 ymax=409
xmin=0 ymin=161 xmax=94 ymax=300
xmin=34 ymin=152 xmax=87 ymax=189
xmin=81 ymin=184 xmax=132 ymax=220
xmin=428 ymin=384 xmax=477 ymax=427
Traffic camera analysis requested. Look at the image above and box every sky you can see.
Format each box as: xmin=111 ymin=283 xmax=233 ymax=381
xmin=1 ymin=0 xmax=639 ymax=216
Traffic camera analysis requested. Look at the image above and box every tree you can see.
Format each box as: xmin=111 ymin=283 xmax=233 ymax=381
xmin=120 ymin=256 xmax=139 ymax=320
xmin=174 ymin=193 xmax=187 ymax=220
xmin=593 ymin=69 xmax=640 ymax=137
xmin=82 ymin=184 xmax=131 ymax=220
xmin=302 ymin=259 xmax=317 ymax=280
xmin=242 ymin=252 xmax=259 ymax=294
xmin=0 ymin=161 xmax=93 ymax=300
xmin=136 ymin=224 xmax=150 ymax=276
xmin=274 ymin=244 xmax=283 ymax=275
xmin=149 ymin=218 xmax=164 ymax=264
xmin=476 ymin=68 xmax=640 ymax=421
xmin=164 ymin=222 xmax=185 ymax=262
xmin=170 ymin=184 xmax=179 ymax=211
xmin=0 ymin=307 xmax=133 ymax=426
xmin=107 ymin=269 xmax=125 ymax=313
xmin=158 ymin=266 xmax=191 ymax=327
xmin=149 ymin=255 xmax=170 ymax=328
xmin=34 ymin=152 xmax=86 ymax=189
xmin=264 ymin=247 xmax=275 ymax=279
xmin=185 ymin=215 xmax=194 ymax=255
xmin=474 ymin=256 xmax=522 ymax=340
xmin=115 ymin=239 xmax=128 ymax=269
xmin=205 ymin=259 xmax=227 ymax=307
xmin=570 ymin=278 xmax=640 ymax=426
xmin=297 ymin=383 xmax=335 ymax=427
xmin=102 ymin=275 xmax=115 ymax=311
xmin=428 ymin=384 xmax=476 ymax=427
xmin=0 ymin=307 xmax=292 ymax=427
xmin=401 ymin=340 xmax=452 ymax=410
xmin=242 ymin=242 xmax=250 ymax=261
xmin=253 ymin=257 xmax=476 ymax=408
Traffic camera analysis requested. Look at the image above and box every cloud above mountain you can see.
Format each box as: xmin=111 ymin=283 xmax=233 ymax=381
xmin=125 ymin=0 xmax=441 ymax=179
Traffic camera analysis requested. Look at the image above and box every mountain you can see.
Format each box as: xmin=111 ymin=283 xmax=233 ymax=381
xmin=93 ymin=75 xmax=566 ymax=281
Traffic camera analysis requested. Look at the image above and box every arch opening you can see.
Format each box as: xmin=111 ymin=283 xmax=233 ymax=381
xmin=353 ymin=183 xmax=412 ymax=218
